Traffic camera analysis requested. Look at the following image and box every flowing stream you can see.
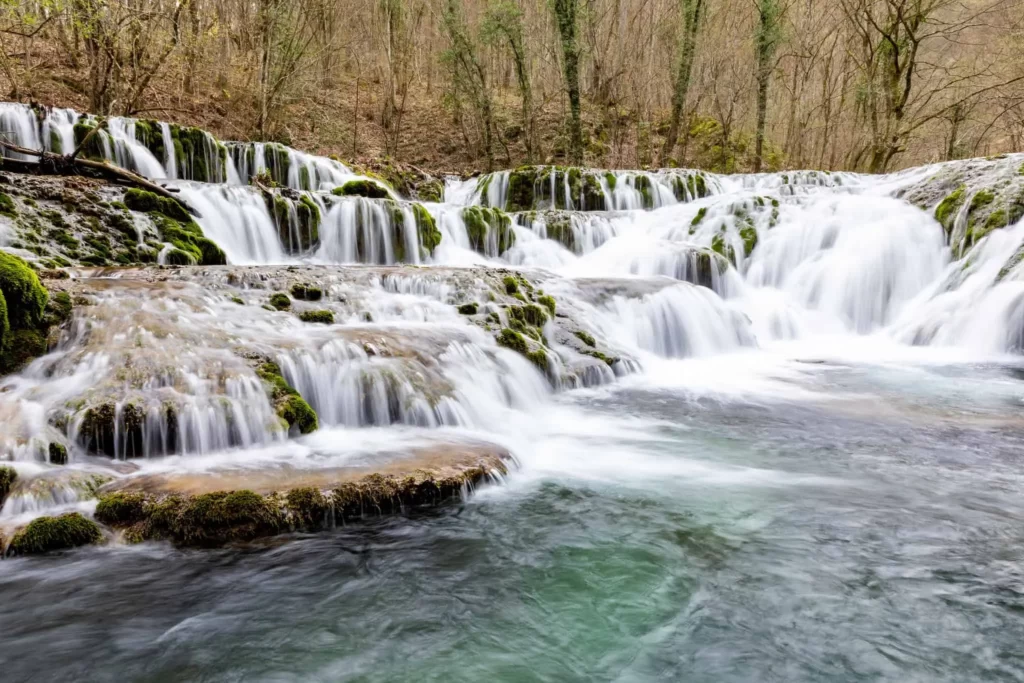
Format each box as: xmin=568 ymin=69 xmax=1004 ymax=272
xmin=1 ymin=103 xmax=1024 ymax=681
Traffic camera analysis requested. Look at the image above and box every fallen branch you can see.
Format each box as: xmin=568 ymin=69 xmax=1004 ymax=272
xmin=0 ymin=140 xmax=201 ymax=218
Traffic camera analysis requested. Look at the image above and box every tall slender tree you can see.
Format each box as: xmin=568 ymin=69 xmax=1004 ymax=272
xmin=754 ymin=0 xmax=783 ymax=172
xmin=661 ymin=0 xmax=704 ymax=165
xmin=551 ymin=0 xmax=584 ymax=165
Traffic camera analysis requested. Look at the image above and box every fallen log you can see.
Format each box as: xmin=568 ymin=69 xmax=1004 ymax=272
xmin=0 ymin=139 xmax=201 ymax=218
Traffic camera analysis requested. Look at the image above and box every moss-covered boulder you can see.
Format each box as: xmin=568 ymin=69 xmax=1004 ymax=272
xmin=122 ymin=189 xmax=226 ymax=265
xmin=332 ymin=179 xmax=390 ymax=199
xmin=463 ymin=207 xmax=515 ymax=256
xmin=256 ymin=361 xmax=318 ymax=435
xmin=93 ymin=444 xmax=511 ymax=546
xmin=298 ymin=309 xmax=334 ymax=324
xmin=7 ymin=512 xmax=102 ymax=555
xmin=0 ymin=251 xmax=48 ymax=330
xmin=75 ymin=400 xmax=147 ymax=457
xmin=268 ymin=192 xmax=321 ymax=254
xmin=416 ymin=178 xmax=444 ymax=203
xmin=0 ymin=465 xmax=16 ymax=507
xmin=413 ymin=203 xmax=442 ymax=255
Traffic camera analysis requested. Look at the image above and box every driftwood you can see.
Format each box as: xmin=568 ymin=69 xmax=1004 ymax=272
xmin=0 ymin=139 xmax=201 ymax=218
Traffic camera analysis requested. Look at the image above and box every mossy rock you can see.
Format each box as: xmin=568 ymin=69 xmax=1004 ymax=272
xmin=298 ymin=309 xmax=334 ymax=324
xmin=506 ymin=167 xmax=539 ymax=212
xmin=285 ymin=487 xmax=332 ymax=530
xmin=416 ymin=179 xmax=444 ymax=203
xmin=269 ymin=293 xmax=291 ymax=310
xmin=0 ymin=465 xmax=16 ymax=506
xmin=95 ymin=492 xmax=148 ymax=526
xmin=463 ymin=207 xmax=515 ymax=255
xmin=123 ymin=189 xmax=191 ymax=223
xmin=0 ymin=251 xmax=48 ymax=330
xmin=291 ymin=283 xmax=323 ymax=301
xmin=256 ymin=361 xmax=318 ymax=435
xmin=573 ymin=330 xmax=596 ymax=347
xmin=457 ymin=302 xmax=479 ymax=315
xmin=8 ymin=512 xmax=102 ymax=555
xmin=413 ymin=203 xmax=442 ymax=255
xmin=95 ymin=448 xmax=509 ymax=547
xmin=173 ymin=490 xmax=284 ymax=546
xmin=76 ymin=401 xmax=147 ymax=457
xmin=0 ymin=192 xmax=16 ymax=218
xmin=332 ymin=180 xmax=390 ymax=199
xmin=48 ymin=442 xmax=68 ymax=465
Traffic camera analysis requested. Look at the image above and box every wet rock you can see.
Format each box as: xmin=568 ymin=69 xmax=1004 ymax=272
xmin=95 ymin=442 xmax=512 ymax=547
xmin=6 ymin=512 xmax=102 ymax=555
xmin=898 ymin=154 xmax=1024 ymax=257
xmin=0 ymin=465 xmax=16 ymax=506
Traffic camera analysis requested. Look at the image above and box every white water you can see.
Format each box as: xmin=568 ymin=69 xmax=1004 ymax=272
xmin=4 ymin=99 xmax=1024 ymax=532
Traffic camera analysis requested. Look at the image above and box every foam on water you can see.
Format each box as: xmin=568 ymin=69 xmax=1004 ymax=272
xmin=4 ymin=102 xmax=1024 ymax=526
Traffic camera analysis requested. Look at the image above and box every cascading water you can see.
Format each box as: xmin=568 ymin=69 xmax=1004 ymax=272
xmin=4 ymin=101 xmax=1024 ymax=680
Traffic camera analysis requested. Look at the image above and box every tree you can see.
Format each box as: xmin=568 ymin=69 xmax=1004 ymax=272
xmin=754 ymin=0 xmax=783 ymax=172
xmin=551 ymin=0 xmax=584 ymax=165
xmin=441 ymin=0 xmax=496 ymax=170
xmin=482 ymin=0 xmax=535 ymax=162
xmin=661 ymin=0 xmax=704 ymax=165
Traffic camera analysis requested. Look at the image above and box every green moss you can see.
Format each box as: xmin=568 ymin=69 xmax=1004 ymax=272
xmin=257 ymin=361 xmax=318 ymax=435
xmin=173 ymin=490 xmax=283 ymax=546
xmin=73 ymin=121 xmax=105 ymax=159
xmin=740 ymin=224 xmax=759 ymax=257
xmin=583 ymin=349 xmax=617 ymax=366
xmin=463 ymin=206 xmax=514 ymax=255
xmin=970 ymin=189 xmax=995 ymax=213
xmin=231 ymin=296 xmax=245 ymax=305
xmin=417 ymin=179 xmax=444 ymax=203
xmin=503 ymin=276 xmax=519 ymax=295
xmin=573 ymin=330 xmax=596 ymax=347
xmin=507 ymin=167 xmax=539 ymax=212
xmin=269 ymin=293 xmax=291 ymax=310
xmin=509 ymin=303 xmax=548 ymax=327
xmin=691 ymin=207 xmax=708 ymax=228
xmin=537 ymin=295 xmax=556 ymax=317
xmin=526 ymin=349 xmax=548 ymax=371
xmin=0 ymin=465 xmax=15 ymax=506
xmin=413 ymin=203 xmax=442 ymax=255
xmin=95 ymin=493 xmax=148 ymax=526
xmin=457 ymin=302 xmax=479 ymax=315
xmin=497 ymin=327 xmax=529 ymax=355
xmin=279 ymin=395 xmax=318 ymax=434
xmin=165 ymin=248 xmax=195 ymax=265
xmin=298 ymin=309 xmax=334 ymax=324
xmin=123 ymin=189 xmax=191 ymax=222
xmin=285 ymin=487 xmax=331 ymax=529
xmin=0 ymin=251 xmax=48 ymax=330
xmin=48 ymin=442 xmax=68 ymax=465
xmin=291 ymin=283 xmax=323 ymax=301
xmin=605 ymin=172 xmax=617 ymax=191
xmin=542 ymin=213 xmax=575 ymax=252
xmin=332 ymin=179 xmax=390 ymax=199
xmin=8 ymin=512 xmax=102 ymax=555
xmin=0 ymin=192 xmax=16 ymax=218
xmin=634 ymin=175 xmax=654 ymax=209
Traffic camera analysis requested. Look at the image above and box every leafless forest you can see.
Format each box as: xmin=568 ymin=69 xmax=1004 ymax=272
xmin=1 ymin=0 xmax=1023 ymax=173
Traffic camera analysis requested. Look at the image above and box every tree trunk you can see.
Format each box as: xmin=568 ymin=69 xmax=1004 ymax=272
xmin=552 ymin=0 xmax=584 ymax=165
xmin=661 ymin=0 xmax=703 ymax=165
